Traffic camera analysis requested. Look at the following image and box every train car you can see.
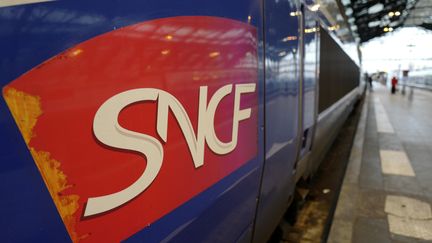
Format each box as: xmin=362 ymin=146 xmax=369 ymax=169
xmin=0 ymin=0 xmax=360 ymax=242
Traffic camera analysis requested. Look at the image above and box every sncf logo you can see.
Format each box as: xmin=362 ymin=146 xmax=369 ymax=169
xmin=85 ymin=83 xmax=256 ymax=217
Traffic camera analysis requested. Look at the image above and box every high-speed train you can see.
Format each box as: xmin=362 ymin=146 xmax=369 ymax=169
xmin=0 ymin=0 xmax=361 ymax=242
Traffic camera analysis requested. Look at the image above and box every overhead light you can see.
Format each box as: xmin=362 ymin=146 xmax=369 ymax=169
xmin=282 ymin=36 xmax=297 ymax=42
xmin=328 ymin=25 xmax=340 ymax=31
xmin=310 ymin=4 xmax=320 ymax=12
xmin=368 ymin=3 xmax=384 ymax=14
xmin=305 ymin=27 xmax=317 ymax=33
xmin=383 ymin=27 xmax=393 ymax=32
xmin=70 ymin=49 xmax=83 ymax=57
xmin=290 ymin=11 xmax=300 ymax=16
xmin=388 ymin=12 xmax=395 ymax=17
xmin=395 ymin=11 xmax=401 ymax=16
xmin=209 ymin=51 xmax=220 ymax=58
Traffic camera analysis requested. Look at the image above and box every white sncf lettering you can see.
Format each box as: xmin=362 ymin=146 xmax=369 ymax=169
xmin=84 ymin=83 xmax=256 ymax=217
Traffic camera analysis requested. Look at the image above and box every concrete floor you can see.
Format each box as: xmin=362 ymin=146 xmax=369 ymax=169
xmin=328 ymin=84 xmax=432 ymax=243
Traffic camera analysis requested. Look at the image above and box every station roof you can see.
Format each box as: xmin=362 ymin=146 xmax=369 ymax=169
xmin=340 ymin=0 xmax=432 ymax=43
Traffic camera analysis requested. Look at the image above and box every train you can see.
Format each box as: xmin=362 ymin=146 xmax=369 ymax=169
xmin=0 ymin=0 xmax=362 ymax=242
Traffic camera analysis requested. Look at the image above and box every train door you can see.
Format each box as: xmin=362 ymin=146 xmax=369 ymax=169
xmin=297 ymin=6 xmax=319 ymax=162
xmin=252 ymin=0 xmax=302 ymax=242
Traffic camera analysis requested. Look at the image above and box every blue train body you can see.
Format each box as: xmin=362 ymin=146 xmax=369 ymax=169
xmin=0 ymin=0 xmax=361 ymax=242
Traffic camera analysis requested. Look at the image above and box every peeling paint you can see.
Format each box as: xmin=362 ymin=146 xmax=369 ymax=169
xmin=2 ymin=87 xmax=81 ymax=242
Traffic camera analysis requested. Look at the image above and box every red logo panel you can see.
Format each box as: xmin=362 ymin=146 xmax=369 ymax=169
xmin=3 ymin=16 xmax=258 ymax=242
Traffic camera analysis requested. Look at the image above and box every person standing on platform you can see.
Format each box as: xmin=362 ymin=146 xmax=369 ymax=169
xmin=391 ymin=76 xmax=398 ymax=94
xmin=368 ymin=75 xmax=373 ymax=90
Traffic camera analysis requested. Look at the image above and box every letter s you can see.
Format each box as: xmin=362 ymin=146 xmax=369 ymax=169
xmin=84 ymin=89 xmax=163 ymax=217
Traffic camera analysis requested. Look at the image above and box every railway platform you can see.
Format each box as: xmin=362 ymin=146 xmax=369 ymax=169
xmin=328 ymin=84 xmax=432 ymax=242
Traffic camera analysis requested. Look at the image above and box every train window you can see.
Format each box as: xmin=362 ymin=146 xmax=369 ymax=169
xmin=318 ymin=28 xmax=360 ymax=113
